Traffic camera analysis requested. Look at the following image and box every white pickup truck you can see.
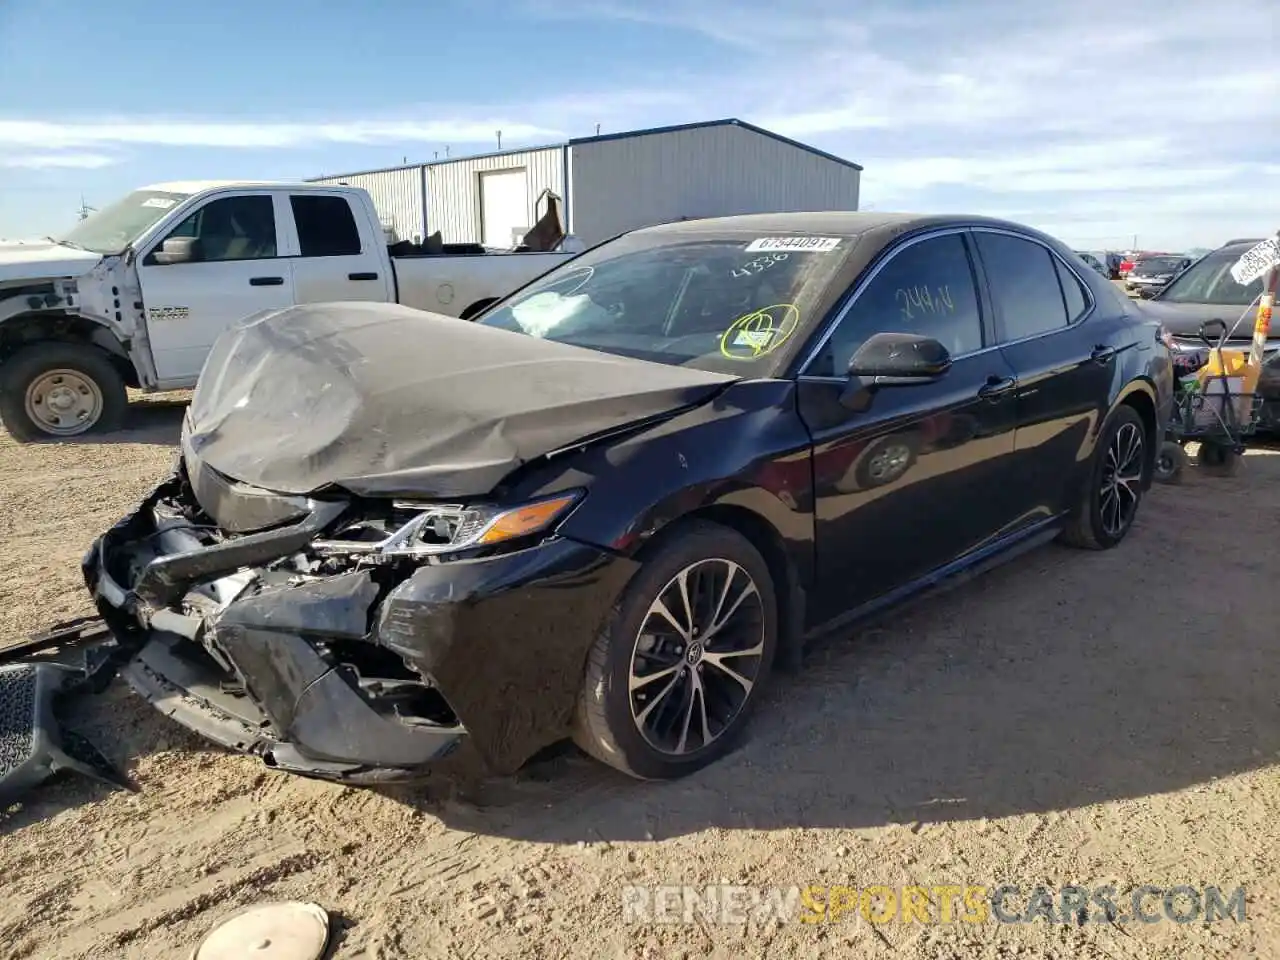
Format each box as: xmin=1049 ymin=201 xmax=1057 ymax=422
xmin=0 ymin=180 xmax=581 ymax=440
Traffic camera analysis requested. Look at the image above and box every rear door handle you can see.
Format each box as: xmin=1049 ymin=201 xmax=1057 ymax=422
xmin=348 ymin=272 xmax=379 ymax=281
xmin=249 ymin=276 xmax=284 ymax=286
xmin=1091 ymin=344 xmax=1117 ymax=364
xmin=977 ymin=375 xmax=1017 ymax=400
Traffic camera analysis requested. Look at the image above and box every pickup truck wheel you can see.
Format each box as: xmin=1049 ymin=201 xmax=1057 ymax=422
xmin=0 ymin=343 xmax=127 ymax=441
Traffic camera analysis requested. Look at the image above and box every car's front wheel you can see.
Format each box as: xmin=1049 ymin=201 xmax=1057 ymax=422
xmin=573 ymin=521 xmax=777 ymax=780
xmin=1059 ymin=404 xmax=1149 ymax=550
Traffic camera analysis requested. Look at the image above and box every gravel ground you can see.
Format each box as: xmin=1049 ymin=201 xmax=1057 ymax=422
xmin=2 ymin=392 xmax=1279 ymax=959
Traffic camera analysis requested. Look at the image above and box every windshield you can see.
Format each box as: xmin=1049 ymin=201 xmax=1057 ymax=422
xmin=1134 ymin=257 xmax=1184 ymax=274
xmin=58 ymin=189 xmax=192 ymax=254
xmin=1156 ymin=249 xmax=1263 ymax=305
xmin=478 ymin=234 xmax=853 ymax=375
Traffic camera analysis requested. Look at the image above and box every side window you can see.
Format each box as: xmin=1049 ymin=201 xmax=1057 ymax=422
xmin=974 ymin=232 xmax=1070 ymax=342
xmin=291 ymin=195 xmax=362 ymax=257
xmin=154 ymin=195 xmax=276 ymax=263
xmin=1054 ymin=257 xmax=1090 ymax=323
xmin=810 ymin=233 xmax=983 ymax=376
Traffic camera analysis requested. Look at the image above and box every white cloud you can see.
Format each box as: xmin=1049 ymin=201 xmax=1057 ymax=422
xmin=519 ymin=0 xmax=1280 ymax=247
xmin=0 ymin=152 xmax=117 ymax=169
xmin=3 ymin=0 xmax=1276 ymax=248
xmin=0 ymin=117 xmax=564 ymax=152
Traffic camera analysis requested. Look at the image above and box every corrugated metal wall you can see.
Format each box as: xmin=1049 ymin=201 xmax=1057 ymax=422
xmin=424 ymin=146 xmax=565 ymax=244
xmin=567 ymin=125 xmax=861 ymax=247
xmin=309 ymin=166 xmax=425 ymax=243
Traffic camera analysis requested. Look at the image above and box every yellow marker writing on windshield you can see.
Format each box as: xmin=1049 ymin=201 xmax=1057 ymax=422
xmin=719 ymin=304 xmax=801 ymax=360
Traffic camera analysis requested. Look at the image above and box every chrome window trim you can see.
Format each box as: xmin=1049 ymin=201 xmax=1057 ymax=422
xmin=796 ymin=224 xmax=1098 ymax=378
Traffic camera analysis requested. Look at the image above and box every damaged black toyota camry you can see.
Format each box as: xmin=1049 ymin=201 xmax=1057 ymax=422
xmin=84 ymin=213 xmax=1174 ymax=785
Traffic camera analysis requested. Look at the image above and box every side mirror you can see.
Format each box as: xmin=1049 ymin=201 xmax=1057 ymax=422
xmin=847 ymin=332 xmax=952 ymax=383
xmin=152 ymin=237 xmax=199 ymax=265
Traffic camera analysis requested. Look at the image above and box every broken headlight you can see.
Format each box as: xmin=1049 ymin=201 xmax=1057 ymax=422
xmin=375 ymin=491 xmax=583 ymax=557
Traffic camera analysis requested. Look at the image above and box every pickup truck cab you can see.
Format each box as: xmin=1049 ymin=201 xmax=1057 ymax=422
xmin=0 ymin=181 xmax=580 ymax=440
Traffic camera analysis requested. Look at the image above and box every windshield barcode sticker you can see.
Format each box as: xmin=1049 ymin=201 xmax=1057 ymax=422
xmin=745 ymin=237 xmax=841 ymax=253
xmin=141 ymin=197 xmax=177 ymax=209
xmin=1230 ymin=237 xmax=1280 ymax=286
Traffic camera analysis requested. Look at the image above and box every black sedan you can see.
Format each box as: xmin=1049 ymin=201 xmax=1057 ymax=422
xmin=83 ymin=213 xmax=1174 ymax=784
xmin=1125 ymin=255 xmax=1192 ymax=298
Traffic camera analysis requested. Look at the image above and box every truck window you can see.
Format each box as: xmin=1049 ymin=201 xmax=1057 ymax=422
xmin=151 ymin=195 xmax=277 ymax=263
xmin=290 ymin=195 xmax=363 ymax=257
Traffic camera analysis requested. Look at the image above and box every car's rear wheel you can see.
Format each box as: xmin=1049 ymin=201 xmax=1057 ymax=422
xmin=1059 ymin=404 xmax=1148 ymax=550
xmin=573 ymin=521 xmax=777 ymax=780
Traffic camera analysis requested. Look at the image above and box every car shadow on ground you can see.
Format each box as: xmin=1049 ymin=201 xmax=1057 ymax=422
xmin=15 ymin=398 xmax=189 ymax=447
xmin=6 ymin=455 xmax=1278 ymax=845
xmin=405 ymin=458 xmax=1280 ymax=841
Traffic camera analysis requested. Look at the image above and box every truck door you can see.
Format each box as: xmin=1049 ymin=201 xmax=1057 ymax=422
xmin=137 ymin=192 xmax=295 ymax=385
xmin=285 ymin=193 xmax=394 ymax=305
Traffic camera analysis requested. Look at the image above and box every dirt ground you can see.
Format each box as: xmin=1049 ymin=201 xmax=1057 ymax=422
xmin=2 ymin=392 xmax=1279 ymax=960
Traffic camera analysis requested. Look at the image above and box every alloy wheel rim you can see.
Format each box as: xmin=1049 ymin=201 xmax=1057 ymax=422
xmin=1100 ymin=422 xmax=1144 ymax=537
xmin=628 ymin=558 xmax=765 ymax=756
xmin=24 ymin=369 xmax=104 ymax=436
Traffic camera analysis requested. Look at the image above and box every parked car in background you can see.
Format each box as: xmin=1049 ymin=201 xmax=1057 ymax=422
xmin=1138 ymin=237 xmax=1280 ymax=430
xmin=1126 ymin=255 xmax=1192 ymax=297
xmin=1075 ymin=251 xmax=1110 ymax=277
xmin=0 ymin=181 xmax=582 ymax=441
xmin=83 ymin=211 xmax=1173 ymax=786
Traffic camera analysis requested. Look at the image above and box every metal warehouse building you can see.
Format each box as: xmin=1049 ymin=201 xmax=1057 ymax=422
xmin=309 ymin=118 xmax=862 ymax=249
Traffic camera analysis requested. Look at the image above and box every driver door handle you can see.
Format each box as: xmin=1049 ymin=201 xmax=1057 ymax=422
xmin=1091 ymin=344 xmax=1117 ymax=364
xmin=249 ymin=276 xmax=284 ymax=286
xmin=977 ymin=374 xmax=1017 ymax=400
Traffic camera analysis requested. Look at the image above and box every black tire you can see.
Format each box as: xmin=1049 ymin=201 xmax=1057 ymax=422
xmin=573 ymin=521 xmax=778 ymax=780
xmin=1153 ymin=439 xmax=1188 ymax=485
xmin=1059 ymin=404 xmax=1149 ymax=550
xmin=0 ymin=342 xmax=128 ymax=442
xmin=1195 ymin=440 xmax=1240 ymax=477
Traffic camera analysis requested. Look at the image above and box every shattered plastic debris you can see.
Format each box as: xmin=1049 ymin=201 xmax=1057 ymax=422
xmin=0 ymin=661 xmax=129 ymax=805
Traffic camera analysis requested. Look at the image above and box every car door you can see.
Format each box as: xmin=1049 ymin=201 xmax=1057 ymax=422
xmin=137 ymin=192 xmax=295 ymax=385
xmin=794 ymin=230 xmax=1022 ymax=625
xmin=970 ymin=228 xmax=1115 ymax=519
xmin=286 ymin=193 xmax=394 ymax=304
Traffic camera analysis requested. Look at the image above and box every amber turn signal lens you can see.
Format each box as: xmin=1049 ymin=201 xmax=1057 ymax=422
xmin=476 ymin=494 xmax=579 ymax=544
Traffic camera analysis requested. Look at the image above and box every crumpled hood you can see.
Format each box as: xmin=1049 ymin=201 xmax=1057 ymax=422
xmin=0 ymin=240 xmax=102 ymax=284
xmin=184 ymin=301 xmax=739 ymax=499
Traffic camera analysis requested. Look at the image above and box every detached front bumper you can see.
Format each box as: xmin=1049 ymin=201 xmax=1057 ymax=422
xmin=83 ymin=472 xmax=638 ymax=783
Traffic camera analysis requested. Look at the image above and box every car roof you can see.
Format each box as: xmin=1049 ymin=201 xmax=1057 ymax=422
xmin=631 ymin=211 xmax=1068 ymax=245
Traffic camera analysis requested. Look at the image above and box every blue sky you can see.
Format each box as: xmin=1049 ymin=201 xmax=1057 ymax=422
xmin=1 ymin=0 xmax=1276 ymax=249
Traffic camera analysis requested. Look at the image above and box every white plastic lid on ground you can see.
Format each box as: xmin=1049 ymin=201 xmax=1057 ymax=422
xmin=191 ymin=901 xmax=330 ymax=960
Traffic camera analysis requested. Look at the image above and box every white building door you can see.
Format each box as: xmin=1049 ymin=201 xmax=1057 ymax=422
xmin=478 ymin=168 xmax=529 ymax=247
